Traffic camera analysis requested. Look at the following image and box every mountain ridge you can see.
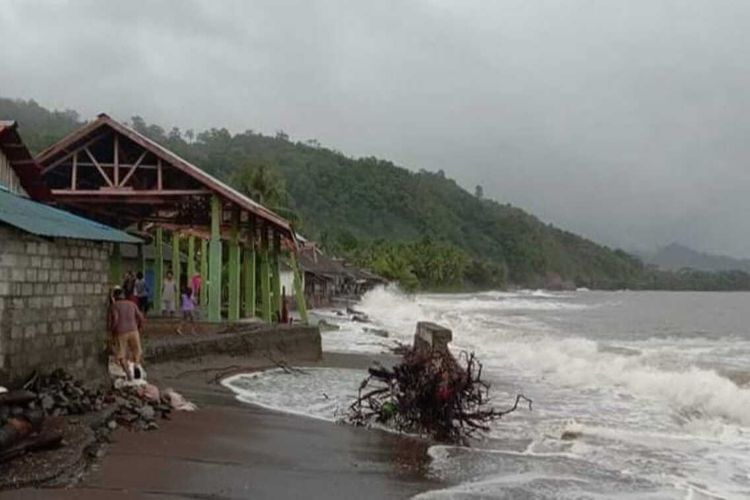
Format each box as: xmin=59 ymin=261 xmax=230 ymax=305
xmin=3 ymin=96 xmax=749 ymax=291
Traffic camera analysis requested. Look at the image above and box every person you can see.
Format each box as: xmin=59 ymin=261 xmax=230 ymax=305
xmin=176 ymin=286 xmax=197 ymax=335
xmin=122 ymin=270 xmax=136 ymax=298
xmin=110 ymin=287 xmax=145 ymax=380
xmin=191 ymin=272 xmax=202 ymax=300
xmin=162 ymin=270 xmax=177 ymax=317
xmin=133 ymin=271 xmax=149 ymax=314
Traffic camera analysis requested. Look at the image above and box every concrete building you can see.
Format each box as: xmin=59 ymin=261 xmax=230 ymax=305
xmin=0 ymin=121 xmax=138 ymax=384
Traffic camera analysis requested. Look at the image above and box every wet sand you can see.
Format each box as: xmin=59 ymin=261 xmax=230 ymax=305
xmin=2 ymin=353 xmax=444 ymax=499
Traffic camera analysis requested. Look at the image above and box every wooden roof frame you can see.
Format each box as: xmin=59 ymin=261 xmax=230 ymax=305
xmin=0 ymin=120 xmax=51 ymax=200
xmin=35 ymin=114 xmax=296 ymax=246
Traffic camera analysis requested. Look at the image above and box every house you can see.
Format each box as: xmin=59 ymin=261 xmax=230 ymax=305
xmin=0 ymin=121 xmax=139 ymax=384
xmin=295 ymin=241 xmax=387 ymax=308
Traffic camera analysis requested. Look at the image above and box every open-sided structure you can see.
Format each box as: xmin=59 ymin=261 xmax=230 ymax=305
xmin=36 ymin=114 xmax=306 ymax=323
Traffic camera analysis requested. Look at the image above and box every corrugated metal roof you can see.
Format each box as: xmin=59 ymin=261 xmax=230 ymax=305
xmin=0 ymin=186 xmax=140 ymax=243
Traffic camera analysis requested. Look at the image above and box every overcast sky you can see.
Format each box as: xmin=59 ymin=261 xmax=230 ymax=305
xmin=2 ymin=0 xmax=750 ymax=257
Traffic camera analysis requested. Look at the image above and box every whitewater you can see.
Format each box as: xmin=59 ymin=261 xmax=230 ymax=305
xmin=223 ymin=287 xmax=750 ymax=499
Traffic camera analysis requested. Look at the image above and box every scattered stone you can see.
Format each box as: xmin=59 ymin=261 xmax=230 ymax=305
xmin=561 ymin=430 xmax=582 ymax=441
xmin=139 ymin=405 xmax=155 ymax=421
xmin=40 ymin=395 xmax=55 ymax=412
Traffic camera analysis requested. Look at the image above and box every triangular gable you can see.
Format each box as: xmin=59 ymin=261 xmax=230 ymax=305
xmin=36 ymin=114 xmax=293 ymax=238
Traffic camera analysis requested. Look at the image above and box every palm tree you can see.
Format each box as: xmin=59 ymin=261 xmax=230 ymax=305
xmin=233 ymin=162 xmax=300 ymax=226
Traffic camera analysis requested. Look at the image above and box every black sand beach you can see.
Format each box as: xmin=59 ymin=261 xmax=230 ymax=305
xmin=1 ymin=353 xmax=444 ymax=500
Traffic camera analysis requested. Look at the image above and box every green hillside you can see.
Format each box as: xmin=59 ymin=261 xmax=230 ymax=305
xmin=3 ymin=97 xmax=748 ymax=291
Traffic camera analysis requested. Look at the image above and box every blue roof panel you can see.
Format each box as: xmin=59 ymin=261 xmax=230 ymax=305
xmin=0 ymin=187 xmax=140 ymax=243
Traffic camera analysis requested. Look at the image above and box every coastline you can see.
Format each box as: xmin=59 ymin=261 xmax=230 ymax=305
xmin=1 ymin=352 xmax=445 ymax=500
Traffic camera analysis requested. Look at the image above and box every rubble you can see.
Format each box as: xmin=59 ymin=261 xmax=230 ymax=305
xmin=0 ymin=368 xmax=192 ymax=468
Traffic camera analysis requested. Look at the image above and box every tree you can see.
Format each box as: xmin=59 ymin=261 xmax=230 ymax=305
xmin=474 ymin=184 xmax=484 ymax=199
xmin=232 ymin=162 xmax=300 ymax=226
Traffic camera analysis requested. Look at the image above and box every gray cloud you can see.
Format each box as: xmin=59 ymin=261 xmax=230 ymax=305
xmin=2 ymin=0 xmax=750 ymax=256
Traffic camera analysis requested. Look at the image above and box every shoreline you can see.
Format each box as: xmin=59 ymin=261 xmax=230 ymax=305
xmin=1 ymin=351 xmax=446 ymax=500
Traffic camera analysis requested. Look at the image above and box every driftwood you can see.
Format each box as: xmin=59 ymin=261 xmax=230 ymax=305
xmin=0 ymin=391 xmax=37 ymax=407
xmin=0 ymin=431 xmax=63 ymax=463
xmin=347 ymin=347 xmax=531 ymax=442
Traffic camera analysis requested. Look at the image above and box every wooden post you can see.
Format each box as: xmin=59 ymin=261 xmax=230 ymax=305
xmin=243 ymin=219 xmax=256 ymax=318
xmin=187 ymin=235 xmax=195 ymax=285
xmin=228 ymin=211 xmax=241 ymax=321
xmin=200 ymin=238 xmax=208 ymax=308
xmin=271 ymin=230 xmax=282 ymax=319
xmin=110 ymin=243 xmax=122 ymax=285
xmin=113 ymin=134 xmax=119 ymax=186
xmin=260 ymin=225 xmax=272 ymax=322
xmin=208 ymin=195 xmax=223 ymax=322
xmin=71 ymin=152 xmax=78 ymax=190
xmin=291 ymin=251 xmax=308 ymax=324
xmin=154 ymin=228 xmax=164 ymax=312
xmin=171 ymin=231 xmax=181 ymax=288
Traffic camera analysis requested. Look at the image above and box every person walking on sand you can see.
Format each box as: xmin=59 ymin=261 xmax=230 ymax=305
xmin=162 ymin=270 xmax=177 ymax=317
xmin=110 ymin=287 xmax=145 ymax=380
xmin=176 ymin=286 xmax=197 ymax=335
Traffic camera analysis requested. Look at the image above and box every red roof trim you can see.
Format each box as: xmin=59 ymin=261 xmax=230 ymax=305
xmin=0 ymin=121 xmax=51 ymax=201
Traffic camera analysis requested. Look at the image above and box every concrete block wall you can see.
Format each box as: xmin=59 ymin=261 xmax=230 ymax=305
xmin=0 ymin=225 xmax=112 ymax=386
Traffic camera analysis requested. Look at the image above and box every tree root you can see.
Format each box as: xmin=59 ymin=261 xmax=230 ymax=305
xmin=346 ymin=347 xmax=531 ymax=442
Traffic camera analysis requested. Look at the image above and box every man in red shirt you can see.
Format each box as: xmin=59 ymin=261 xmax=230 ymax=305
xmin=110 ymin=287 xmax=145 ymax=380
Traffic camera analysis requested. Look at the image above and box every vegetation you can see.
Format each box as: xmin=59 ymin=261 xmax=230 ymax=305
xmin=3 ymin=96 xmax=750 ymax=291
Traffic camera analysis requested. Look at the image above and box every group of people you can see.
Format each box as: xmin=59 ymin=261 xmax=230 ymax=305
xmin=109 ymin=270 xmax=204 ymax=380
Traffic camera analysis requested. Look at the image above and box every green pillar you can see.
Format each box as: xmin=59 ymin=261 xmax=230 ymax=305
xmin=260 ymin=226 xmax=272 ymax=322
xmin=187 ymin=235 xmax=195 ymax=285
xmin=208 ymin=195 xmax=223 ymax=322
xmin=243 ymin=217 xmax=256 ymax=318
xmin=291 ymin=251 xmax=308 ymax=324
xmin=228 ymin=211 xmax=241 ymax=321
xmin=171 ymin=231 xmax=181 ymax=288
xmin=200 ymin=238 xmax=208 ymax=307
xmin=271 ymin=231 xmax=282 ymax=319
xmin=110 ymin=243 xmax=122 ymax=285
xmin=243 ymin=244 xmax=256 ymax=318
xmin=154 ymin=228 xmax=164 ymax=311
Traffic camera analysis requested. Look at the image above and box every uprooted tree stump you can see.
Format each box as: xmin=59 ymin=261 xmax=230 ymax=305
xmin=347 ymin=322 xmax=531 ymax=442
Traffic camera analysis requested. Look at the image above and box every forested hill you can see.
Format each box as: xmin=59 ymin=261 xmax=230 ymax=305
xmin=4 ymin=97 xmax=748 ymax=291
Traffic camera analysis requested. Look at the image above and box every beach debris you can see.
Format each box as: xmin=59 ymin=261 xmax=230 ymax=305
xmin=162 ymin=389 xmax=197 ymax=412
xmin=347 ymin=322 xmax=531 ymax=442
xmin=317 ymin=320 xmax=340 ymax=331
xmin=347 ymin=347 xmax=531 ymax=441
xmin=363 ymin=327 xmax=389 ymax=338
xmin=561 ymin=430 xmax=583 ymax=441
xmin=22 ymin=369 xmax=176 ymax=432
xmin=347 ymin=306 xmax=370 ymax=323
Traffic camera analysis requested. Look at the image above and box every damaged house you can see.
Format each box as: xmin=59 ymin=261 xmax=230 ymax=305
xmin=0 ymin=121 xmax=138 ymax=384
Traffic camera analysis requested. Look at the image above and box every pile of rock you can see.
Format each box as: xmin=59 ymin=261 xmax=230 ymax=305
xmin=26 ymin=370 xmax=108 ymax=417
xmin=109 ymin=386 xmax=172 ymax=432
xmin=24 ymin=369 xmax=173 ymax=432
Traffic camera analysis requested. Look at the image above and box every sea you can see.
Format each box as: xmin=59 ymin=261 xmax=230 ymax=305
xmin=223 ymin=287 xmax=750 ymax=499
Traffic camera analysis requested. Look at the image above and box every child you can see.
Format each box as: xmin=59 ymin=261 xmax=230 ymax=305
xmin=162 ymin=271 xmax=177 ymax=317
xmin=176 ymin=286 xmax=197 ymax=335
